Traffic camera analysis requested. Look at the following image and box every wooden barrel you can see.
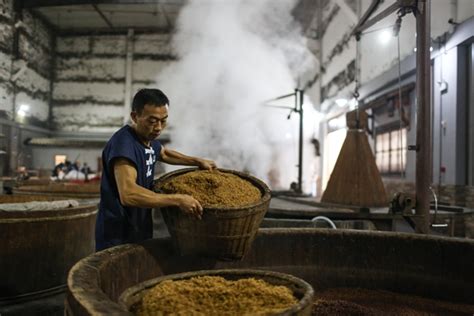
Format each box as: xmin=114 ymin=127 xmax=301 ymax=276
xmin=16 ymin=178 xmax=53 ymax=186
xmin=119 ymin=269 xmax=314 ymax=316
xmin=0 ymin=201 xmax=97 ymax=303
xmin=155 ymin=168 xmax=271 ymax=260
xmin=66 ymin=229 xmax=474 ymax=315
xmin=13 ymin=183 xmax=100 ymax=199
xmin=0 ymin=194 xmax=66 ymax=203
xmin=261 ymin=218 xmax=377 ymax=230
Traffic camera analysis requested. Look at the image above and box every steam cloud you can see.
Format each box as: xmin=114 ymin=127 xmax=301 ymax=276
xmin=156 ymin=0 xmax=320 ymax=192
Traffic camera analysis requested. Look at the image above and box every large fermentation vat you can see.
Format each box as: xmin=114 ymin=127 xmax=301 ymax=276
xmin=0 ymin=196 xmax=97 ymax=315
xmin=66 ymin=228 xmax=474 ymax=315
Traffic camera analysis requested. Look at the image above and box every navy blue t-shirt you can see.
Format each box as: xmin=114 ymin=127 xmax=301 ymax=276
xmin=95 ymin=125 xmax=162 ymax=251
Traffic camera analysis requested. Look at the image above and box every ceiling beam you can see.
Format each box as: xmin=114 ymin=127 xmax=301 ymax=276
xmin=56 ymin=26 xmax=172 ymax=36
xmin=158 ymin=3 xmax=172 ymax=29
xmin=30 ymin=9 xmax=58 ymax=33
xmin=351 ymin=0 xmax=381 ymax=38
xmin=353 ymin=0 xmax=415 ymax=37
xmin=21 ymin=0 xmax=185 ymax=9
xmin=333 ymin=0 xmax=358 ymax=25
xmin=92 ymin=4 xmax=114 ymax=29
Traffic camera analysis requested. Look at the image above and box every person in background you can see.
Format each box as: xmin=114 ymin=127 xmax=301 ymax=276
xmin=51 ymin=161 xmax=65 ymax=179
xmin=72 ymin=160 xmax=81 ymax=171
xmin=80 ymin=162 xmax=91 ymax=175
xmin=16 ymin=166 xmax=29 ymax=181
xmin=80 ymin=162 xmax=91 ymax=182
xmin=65 ymin=160 xmax=73 ymax=173
xmin=96 ymin=88 xmax=217 ymax=251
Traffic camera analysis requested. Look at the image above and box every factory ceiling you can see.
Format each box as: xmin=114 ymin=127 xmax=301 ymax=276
xmin=21 ymin=0 xmax=186 ymax=35
xmin=19 ymin=0 xmax=326 ymax=37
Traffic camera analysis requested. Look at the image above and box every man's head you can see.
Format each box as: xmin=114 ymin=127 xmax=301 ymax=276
xmin=130 ymin=89 xmax=169 ymax=143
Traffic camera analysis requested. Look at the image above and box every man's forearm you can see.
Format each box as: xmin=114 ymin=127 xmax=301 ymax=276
xmin=121 ymin=184 xmax=180 ymax=208
xmin=161 ymin=148 xmax=200 ymax=166
xmin=121 ymin=184 xmax=202 ymax=218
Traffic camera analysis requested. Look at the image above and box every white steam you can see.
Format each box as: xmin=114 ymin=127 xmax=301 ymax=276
xmin=156 ymin=0 xmax=320 ymax=192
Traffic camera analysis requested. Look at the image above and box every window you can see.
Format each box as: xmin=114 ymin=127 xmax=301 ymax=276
xmin=375 ymin=128 xmax=407 ymax=175
xmin=54 ymin=155 xmax=67 ymax=166
xmin=367 ymin=83 xmax=414 ymax=177
xmin=323 ymin=128 xmax=347 ymax=190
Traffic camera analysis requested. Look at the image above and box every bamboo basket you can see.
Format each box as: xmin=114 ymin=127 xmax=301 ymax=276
xmin=155 ymin=168 xmax=271 ymax=260
xmin=321 ymin=110 xmax=387 ymax=207
xmin=119 ymin=269 xmax=314 ymax=316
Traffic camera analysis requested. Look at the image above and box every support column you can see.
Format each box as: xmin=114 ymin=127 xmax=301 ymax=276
xmin=415 ymin=0 xmax=432 ymax=233
xmin=123 ymin=28 xmax=134 ymax=124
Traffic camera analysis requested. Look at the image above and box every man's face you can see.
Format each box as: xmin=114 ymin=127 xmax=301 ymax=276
xmin=131 ymin=104 xmax=168 ymax=142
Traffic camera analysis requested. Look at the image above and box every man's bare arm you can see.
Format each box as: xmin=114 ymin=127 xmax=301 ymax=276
xmin=160 ymin=147 xmax=216 ymax=170
xmin=113 ymin=158 xmax=202 ymax=218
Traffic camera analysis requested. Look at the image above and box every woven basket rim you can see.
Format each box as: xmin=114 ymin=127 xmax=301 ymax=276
xmin=119 ymin=268 xmax=314 ymax=315
xmin=154 ymin=167 xmax=271 ymax=211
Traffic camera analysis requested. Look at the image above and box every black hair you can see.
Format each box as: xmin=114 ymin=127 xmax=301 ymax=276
xmin=132 ymin=89 xmax=169 ymax=114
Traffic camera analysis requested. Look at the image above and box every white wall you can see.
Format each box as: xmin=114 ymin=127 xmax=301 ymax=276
xmin=52 ymin=33 xmax=175 ymax=132
xmin=0 ymin=1 xmax=54 ymax=126
xmin=317 ymin=0 xmax=473 ymax=188
xmin=0 ymin=0 xmax=13 ymax=117
xmin=0 ymin=0 xmax=55 ymax=174
xmin=0 ymin=3 xmax=179 ymax=172
xmin=315 ymin=0 xmax=473 ymax=103
xmin=30 ymin=147 xmax=102 ymax=172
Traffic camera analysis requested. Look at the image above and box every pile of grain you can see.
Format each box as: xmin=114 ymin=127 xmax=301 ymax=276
xmin=135 ymin=276 xmax=297 ymax=316
xmin=312 ymin=288 xmax=474 ymax=315
xmin=159 ymin=170 xmax=261 ymax=207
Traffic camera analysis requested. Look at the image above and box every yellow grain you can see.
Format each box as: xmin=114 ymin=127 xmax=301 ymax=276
xmin=159 ymin=170 xmax=261 ymax=208
xmin=135 ymin=276 xmax=297 ymax=316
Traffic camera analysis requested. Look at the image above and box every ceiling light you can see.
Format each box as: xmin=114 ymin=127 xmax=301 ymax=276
xmin=413 ymin=47 xmax=433 ymax=52
xmin=335 ymin=98 xmax=348 ymax=107
xmin=379 ymin=30 xmax=392 ymax=44
xmin=17 ymin=104 xmax=29 ymax=117
xmin=349 ymin=98 xmax=359 ymax=110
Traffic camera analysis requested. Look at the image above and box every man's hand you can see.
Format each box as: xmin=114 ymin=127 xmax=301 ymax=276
xmin=197 ymin=158 xmax=217 ymax=170
xmin=175 ymin=194 xmax=203 ymax=219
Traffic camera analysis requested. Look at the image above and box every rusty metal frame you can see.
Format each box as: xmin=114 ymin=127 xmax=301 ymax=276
xmin=414 ymin=0 xmax=431 ymax=233
xmin=352 ymin=0 xmax=382 ymax=39
xmin=353 ymin=0 xmax=416 ymax=39
xmin=352 ymin=0 xmax=432 ymax=233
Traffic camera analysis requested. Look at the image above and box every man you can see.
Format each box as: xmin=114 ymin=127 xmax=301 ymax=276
xmin=96 ymin=88 xmax=216 ymax=251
